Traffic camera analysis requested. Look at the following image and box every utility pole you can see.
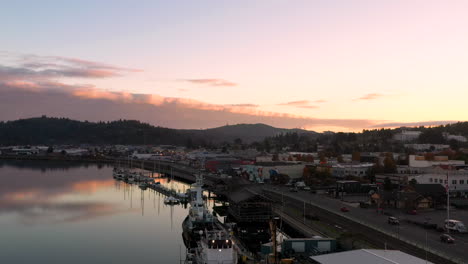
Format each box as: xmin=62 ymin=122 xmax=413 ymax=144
xmin=447 ymin=172 xmax=450 ymax=234
xmin=303 ymin=200 xmax=306 ymax=224
xmin=425 ymin=230 xmax=428 ymax=263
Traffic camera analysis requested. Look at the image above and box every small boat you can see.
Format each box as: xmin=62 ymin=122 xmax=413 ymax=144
xmin=139 ymin=182 xmax=148 ymax=189
xmin=164 ymin=196 xmax=180 ymax=205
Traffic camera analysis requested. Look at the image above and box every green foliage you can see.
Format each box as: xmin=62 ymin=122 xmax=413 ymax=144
xmin=383 ymin=177 xmax=393 ymax=191
xmin=0 ymin=117 xmax=198 ymax=146
xmin=409 ymin=178 xmax=417 ymax=187
xmin=383 ymin=153 xmax=397 ymax=173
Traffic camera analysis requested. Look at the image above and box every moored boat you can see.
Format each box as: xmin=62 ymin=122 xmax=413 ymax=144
xmin=164 ymin=196 xmax=180 ymax=205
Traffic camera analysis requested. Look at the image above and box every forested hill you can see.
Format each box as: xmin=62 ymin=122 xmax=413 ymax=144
xmin=0 ymin=117 xmax=316 ymax=146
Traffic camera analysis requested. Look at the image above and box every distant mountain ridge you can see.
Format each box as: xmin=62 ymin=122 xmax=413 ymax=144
xmin=0 ymin=117 xmax=317 ymax=146
xmin=189 ymin=123 xmax=317 ymax=143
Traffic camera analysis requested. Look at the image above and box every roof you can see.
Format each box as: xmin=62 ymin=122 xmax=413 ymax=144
xmin=227 ymin=186 xmax=271 ymax=203
xmin=310 ymin=249 xmax=434 ymax=264
xmin=415 ymin=184 xmax=446 ymax=196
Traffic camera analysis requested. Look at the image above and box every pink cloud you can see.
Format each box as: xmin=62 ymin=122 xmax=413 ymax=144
xmin=0 ymin=53 xmax=142 ymax=81
xmin=184 ymin=79 xmax=237 ymax=87
xmin=354 ymin=93 xmax=383 ymax=101
xmin=0 ymin=81 xmax=379 ymax=131
xmin=278 ymin=100 xmax=319 ymax=109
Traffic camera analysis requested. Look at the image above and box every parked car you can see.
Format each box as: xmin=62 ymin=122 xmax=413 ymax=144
xmin=406 ymin=209 xmax=417 ymax=215
xmin=388 ymin=216 xmax=400 ymax=225
xmin=440 ymin=234 xmax=455 ymax=244
xmin=340 ymin=207 xmax=349 ymax=212
xmin=303 ymin=186 xmax=311 ymax=191
xmin=359 ymin=202 xmax=370 ymax=208
xmin=445 ymin=219 xmax=467 ymax=233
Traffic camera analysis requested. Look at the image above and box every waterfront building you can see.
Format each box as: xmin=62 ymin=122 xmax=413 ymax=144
xmin=331 ymin=163 xmax=374 ymax=178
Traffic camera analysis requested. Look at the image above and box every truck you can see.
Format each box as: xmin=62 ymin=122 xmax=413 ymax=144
xmin=295 ymin=181 xmax=306 ymax=188
xmin=445 ymin=219 xmax=467 ymax=233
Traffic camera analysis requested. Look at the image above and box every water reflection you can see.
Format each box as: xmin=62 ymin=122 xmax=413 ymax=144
xmin=0 ymin=160 xmax=195 ymax=264
xmin=0 ymin=161 xmax=123 ymax=225
xmin=0 ymin=159 xmax=106 ymax=171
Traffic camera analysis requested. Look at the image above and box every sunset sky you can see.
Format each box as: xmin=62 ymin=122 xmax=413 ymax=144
xmin=2 ymin=0 xmax=468 ymax=131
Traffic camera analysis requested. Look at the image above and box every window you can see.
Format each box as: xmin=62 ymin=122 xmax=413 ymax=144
xmin=439 ymin=179 xmax=443 ymax=184
xmin=460 ymin=180 xmax=465 ymax=185
xmin=452 ymin=180 xmax=457 ymax=185
xmin=445 ymin=180 xmax=448 ymax=184
xmin=429 ymin=178 xmax=433 ymax=183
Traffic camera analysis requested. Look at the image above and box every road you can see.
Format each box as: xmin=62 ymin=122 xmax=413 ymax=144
xmin=263 ymin=184 xmax=467 ymax=264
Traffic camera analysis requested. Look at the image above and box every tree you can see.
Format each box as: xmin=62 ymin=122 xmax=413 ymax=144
xmin=337 ymin=155 xmax=344 ymax=163
xmin=409 ymin=178 xmax=417 ymax=188
xmin=383 ymin=177 xmax=393 ymax=191
xmin=185 ymin=137 xmax=194 ymax=149
xmin=383 ymin=153 xmax=397 ymax=173
xmin=47 ymin=146 xmax=54 ymax=153
xmin=419 ymin=129 xmax=445 ymax=144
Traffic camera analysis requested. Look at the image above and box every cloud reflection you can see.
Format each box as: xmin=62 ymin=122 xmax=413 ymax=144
xmin=0 ymin=163 xmax=127 ymax=225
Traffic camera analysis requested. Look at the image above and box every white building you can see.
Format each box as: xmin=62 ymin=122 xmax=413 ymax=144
xmin=393 ymin=130 xmax=421 ymax=142
xmin=443 ymin=132 xmax=467 ymax=142
xmin=404 ymin=144 xmax=450 ymax=152
xmin=331 ymin=163 xmax=374 ymax=178
xmin=409 ymin=155 xmax=465 ymax=168
xmin=397 ymin=165 xmax=426 ymax=174
xmin=409 ymin=170 xmax=468 ymax=193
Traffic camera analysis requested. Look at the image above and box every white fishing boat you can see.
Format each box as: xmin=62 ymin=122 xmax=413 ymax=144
xmin=164 ymin=196 xmax=180 ymax=205
xmin=182 ymin=172 xmax=214 ymax=238
xmin=194 ymin=229 xmax=238 ymax=264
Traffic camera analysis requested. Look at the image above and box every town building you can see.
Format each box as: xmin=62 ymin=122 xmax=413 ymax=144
xmin=404 ymin=144 xmax=450 ymax=152
xmin=393 ymin=130 xmax=422 ymax=141
xmin=443 ymin=132 xmax=467 ymax=142
xmin=409 ymin=169 xmax=468 ymax=193
xmin=331 ymin=163 xmax=374 ymax=178
xmin=408 ymin=155 xmax=465 ymax=168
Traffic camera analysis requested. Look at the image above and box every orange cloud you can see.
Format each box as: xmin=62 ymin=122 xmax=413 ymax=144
xmin=313 ymin=99 xmax=327 ymax=103
xmin=298 ymin=105 xmax=318 ymax=109
xmin=278 ymin=100 xmax=310 ymax=106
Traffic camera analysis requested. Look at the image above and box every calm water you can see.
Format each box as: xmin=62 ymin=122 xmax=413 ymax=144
xmin=0 ymin=160 xmax=209 ymax=264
